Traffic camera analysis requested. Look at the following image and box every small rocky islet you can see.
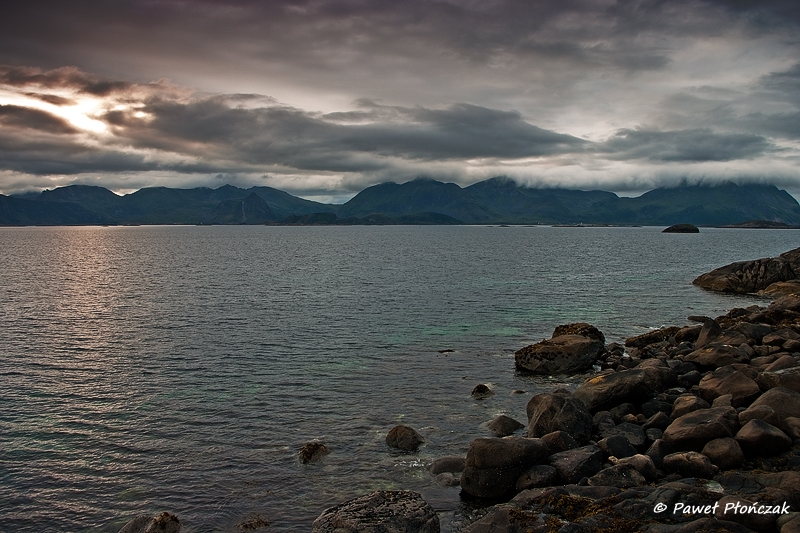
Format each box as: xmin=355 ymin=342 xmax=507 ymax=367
xmin=120 ymin=247 xmax=800 ymax=532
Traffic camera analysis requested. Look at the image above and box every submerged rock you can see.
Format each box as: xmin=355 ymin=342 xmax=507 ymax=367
xmin=386 ymin=425 xmax=424 ymax=451
xmin=471 ymin=383 xmax=495 ymax=399
xmin=299 ymin=442 xmax=330 ymax=464
xmin=312 ymin=490 xmax=440 ymax=533
xmin=119 ymin=512 xmax=181 ymax=533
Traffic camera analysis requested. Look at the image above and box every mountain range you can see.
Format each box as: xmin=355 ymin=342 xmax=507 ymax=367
xmin=2 ymin=177 xmax=799 ymax=226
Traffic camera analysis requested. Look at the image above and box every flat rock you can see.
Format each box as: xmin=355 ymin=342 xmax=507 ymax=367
xmin=625 ymin=327 xmax=681 ymax=349
xmin=663 ymin=223 xmax=699 ymax=233
xmin=735 ymin=419 xmax=792 ymax=456
xmin=662 ymin=407 xmax=739 ymax=451
xmin=572 ymin=366 xmax=676 ymax=413
xmin=515 ymin=334 xmax=604 ymax=374
xmin=312 ymin=490 xmax=440 ymax=533
xmin=684 ymin=344 xmax=751 ymax=369
xmin=461 ymin=437 xmax=549 ymax=499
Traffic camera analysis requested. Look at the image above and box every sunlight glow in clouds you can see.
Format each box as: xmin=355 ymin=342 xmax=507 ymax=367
xmin=0 ymin=88 xmax=109 ymax=134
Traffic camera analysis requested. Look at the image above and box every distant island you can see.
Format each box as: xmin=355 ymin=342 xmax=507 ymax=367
xmin=2 ymin=177 xmax=800 ymax=227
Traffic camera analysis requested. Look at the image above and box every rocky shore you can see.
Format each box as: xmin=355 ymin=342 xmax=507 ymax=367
xmin=119 ymin=248 xmax=800 ymax=532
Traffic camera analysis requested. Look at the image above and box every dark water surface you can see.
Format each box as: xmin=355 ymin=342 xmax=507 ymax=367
xmin=1 ymin=225 xmax=798 ymax=532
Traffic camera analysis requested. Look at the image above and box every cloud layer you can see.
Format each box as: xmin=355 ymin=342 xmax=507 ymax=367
xmin=0 ymin=1 xmax=799 ymax=198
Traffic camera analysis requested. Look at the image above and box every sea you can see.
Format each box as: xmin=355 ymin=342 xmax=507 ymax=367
xmin=1 ymin=225 xmax=799 ymax=533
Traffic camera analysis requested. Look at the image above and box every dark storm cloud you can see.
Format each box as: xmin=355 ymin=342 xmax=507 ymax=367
xmin=0 ymin=65 xmax=134 ymax=96
xmin=0 ymin=105 xmax=79 ymax=134
xmin=602 ymin=128 xmax=774 ymax=162
xmin=101 ymin=96 xmax=587 ymax=173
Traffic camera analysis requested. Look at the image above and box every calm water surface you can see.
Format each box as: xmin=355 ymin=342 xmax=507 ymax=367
xmin=1 ymin=225 xmax=798 ymax=532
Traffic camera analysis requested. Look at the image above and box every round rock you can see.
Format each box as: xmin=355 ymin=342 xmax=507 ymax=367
xmin=386 ymin=425 xmax=424 ymax=451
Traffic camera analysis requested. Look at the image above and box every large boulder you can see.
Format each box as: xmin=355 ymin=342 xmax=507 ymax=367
xmin=526 ymin=391 xmax=593 ymax=444
xmin=662 ymin=407 xmax=739 ymax=451
xmin=693 ymin=254 xmax=797 ymax=293
xmin=460 ymin=437 xmax=550 ymax=499
xmin=515 ymin=335 xmax=604 ymax=374
xmin=701 ymin=438 xmax=744 ymax=470
xmin=312 ymin=490 xmax=440 ymax=533
xmin=748 ymin=387 xmax=800 ymax=430
xmin=697 ymin=366 xmax=761 ymax=408
xmin=684 ymin=345 xmax=751 ymax=369
xmin=757 ymin=367 xmax=800 ymax=393
xmin=735 ymin=419 xmax=792 ymax=456
xmin=572 ymin=366 xmax=676 ymax=413
xmin=548 ymin=445 xmax=604 ymax=484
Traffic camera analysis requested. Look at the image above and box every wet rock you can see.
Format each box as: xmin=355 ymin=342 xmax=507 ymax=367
xmin=235 ymin=513 xmax=271 ymax=531
xmin=515 ymin=335 xmax=605 ymax=374
xmin=572 ymin=366 xmax=676 ymax=413
xmin=548 ymin=445 xmax=604 ymax=485
xmin=735 ymin=419 xmax=792 ymax=456
xmin=434 ymin=473 xmax=461 ymax=487
xmin=541 ymin=430 xmax=579 ymax=453
xmin=670 ymin=394 xmax=710 ymax=419
xmin=386 ymin=425 xmax=424 ymax=451
xmin=662 ymin=451 xmax=718 ymax=478
xmin=697 ymin=366 xmax=761 ymax=408
xmin=588 ymin=464 xmax=646 ymax=488
xmin=516 ymin=464 xmax=558 ymax=491
xmin=461 ymin=437 xmax=549 ymax=499
xmin=598 ymin=435 xmax=638 ymax=459
xmin=662 ymin=407 xmax=739 ymax=451
xmin=312 ymin=490 xmax=440 ymax=533
xmin=487 ymin=415 xmax=524 ymax=437
xmin=701 ymin=437 xmax=744 ymax=470
xmin=428 ymin=456 xmax=465 ymax=475
xmin=299 ymin=442 xmax=330 ymax=464
xmin=119 ymin=512 xmax=181 ymax=533
xmin=526 ymin=390 xmax=593 ymax=444
xmin=684 ymin=344 xmax=751 ymax=369
xmin=471 ymin=384 xmax=495 ymax=399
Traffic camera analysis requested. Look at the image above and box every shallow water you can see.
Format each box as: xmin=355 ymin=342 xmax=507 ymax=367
xmin=1 ymin=225 xmax=797 ymax=532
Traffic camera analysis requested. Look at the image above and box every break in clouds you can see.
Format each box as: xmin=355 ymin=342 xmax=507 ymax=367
xmin=1 ymin=0 xmax=799 ymax=198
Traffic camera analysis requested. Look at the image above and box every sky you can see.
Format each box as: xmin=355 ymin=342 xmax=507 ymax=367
xmin=1 ymin=0 xmax=799 ymax=203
